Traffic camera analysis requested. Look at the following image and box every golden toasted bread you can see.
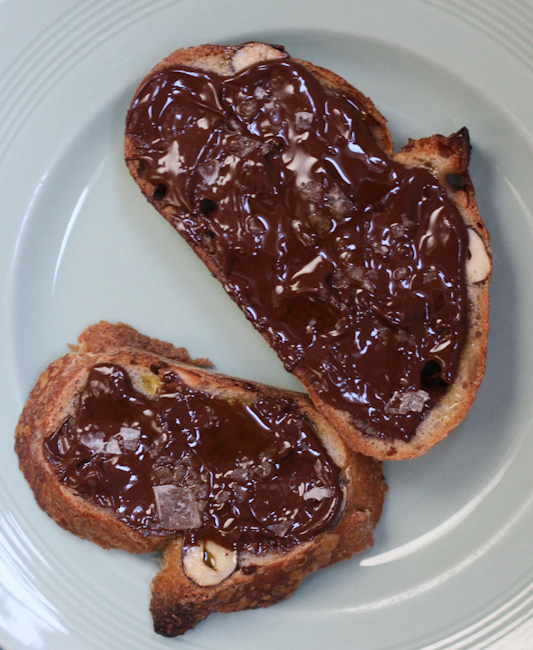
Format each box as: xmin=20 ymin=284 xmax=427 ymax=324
xmin=124 ymin=42 xmax=491 ymax=460
xmin=15 ymin=322 xmax=386 ymax=635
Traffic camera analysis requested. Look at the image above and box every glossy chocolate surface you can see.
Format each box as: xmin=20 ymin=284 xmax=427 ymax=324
xmin=45 ymin=364 xmax=342 ymax=551
xmin=125 ymin=58 xmax=469 ymax=442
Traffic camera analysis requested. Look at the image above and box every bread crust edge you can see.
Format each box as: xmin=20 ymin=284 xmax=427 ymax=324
xmin=123 ymin=43 xmax=491 ymax=460
xmin=15 ymin=321 xmax=386 ymax=634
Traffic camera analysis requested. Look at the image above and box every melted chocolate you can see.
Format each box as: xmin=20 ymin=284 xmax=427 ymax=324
xmin=45 ymin=364 xmax=342 ymax=552
xmin=125 ymin=58 xmax=469 ymax=442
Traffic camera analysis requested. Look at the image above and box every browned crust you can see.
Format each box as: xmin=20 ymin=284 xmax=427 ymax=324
xmin=15 ymin=322 xmax=386 ymax=632
xmin=151 ymin=506 xmax=374 ymax=636
xmin=75 ymin=319 xmax=211 ymax=366
xmin=124 ymin=43 xmax=491 ymax=461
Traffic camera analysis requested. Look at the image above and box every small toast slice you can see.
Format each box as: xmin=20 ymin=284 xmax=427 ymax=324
xmin=124 ymin=42 xmax=491 ymax=460
xmin=15 ymin=321 xmax=386 ymax=634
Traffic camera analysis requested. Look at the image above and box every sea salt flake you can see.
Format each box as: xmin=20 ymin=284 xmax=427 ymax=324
xmin=227 ymin=467 xmax=250 ymax=482
xmin=254 ymin=86 xmax=268 ymax=100
xmin=295 ymin=111 xmax=313 ymax=132
xmin=198 ymin=159 xmax=221 ymax=185
xmin=385 ymin=389 xmax=430 ymax=415
xmin=346 ymin=266 xmax=366 ymax=283
xmin=267 ymin=521 xmax=291 ymax=537
xmin=238 ymin=98 xmax=258 ymax=120
xmin=119 ymin=426 xmax=141 ymax=450
xmin=299 ymin=180 xmax=323 ymax=202
xmin=105 ymin=438 xmax=122 ymax=455
xmin=154 ymin=485 xmax=202 ymax=529
xmin=79 ymin=433 xmax=105 ymax=453
xmin=327 ymin=185 xmax=353 ymax=221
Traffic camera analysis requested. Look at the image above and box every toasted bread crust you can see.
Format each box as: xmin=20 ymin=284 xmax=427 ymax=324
xmin=151 ymin=506 xmax=374 ymax=636
xmin=15 ymin=322 xmax=386 ymax=633
xmin=124 ymin=43 xmax=491 ymax=460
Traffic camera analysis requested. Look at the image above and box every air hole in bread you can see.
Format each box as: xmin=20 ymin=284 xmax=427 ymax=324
xmin=421 ymin=360 xmax=449 ymax=389
xmin=153 ymin=184 xmax=167 ymax=201
xmin=150 ymin=364 xmax=160 ymax=375
xmin=200 ymin=198 xmax=217 ymax=215
xmin=447 ymin=173 xmax=466 ymax=190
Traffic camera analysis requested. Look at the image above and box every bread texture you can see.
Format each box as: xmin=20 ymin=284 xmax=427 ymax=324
xmin=124 ymin=42 xmax=491 ymax=460
xmin=15 ymin=321 xmax=386 ymax=635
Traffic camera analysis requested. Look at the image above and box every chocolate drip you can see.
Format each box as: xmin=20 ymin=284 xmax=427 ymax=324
xmin=126 ymin=58 xmax=468 ymax=442
xmin=45 ymin=364 xmax=342 ymax=552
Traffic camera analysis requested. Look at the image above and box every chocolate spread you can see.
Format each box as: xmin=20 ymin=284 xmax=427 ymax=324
xmin=45 ymin=364 xmax=342 ymax=551
xmin=125 ymin=58 xmax=469 ymax=442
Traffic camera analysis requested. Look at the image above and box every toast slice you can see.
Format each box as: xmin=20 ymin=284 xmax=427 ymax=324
xmin=15 ymin=321 xmax=386 ymax=635
xmin=124 ymin=42 xmax=491 ymax=460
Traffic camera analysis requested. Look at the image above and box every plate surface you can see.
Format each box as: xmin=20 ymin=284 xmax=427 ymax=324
xmin=1 ymin=0 xmax=533 ymax=648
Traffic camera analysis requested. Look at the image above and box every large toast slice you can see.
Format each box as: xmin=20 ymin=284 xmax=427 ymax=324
xmin=15 ymin=321 xmax=386 ymax=635
xmin=124 ymin=42 xmax=491 ymax=460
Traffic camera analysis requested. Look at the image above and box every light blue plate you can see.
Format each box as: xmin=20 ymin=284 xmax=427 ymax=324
xmin=1 ymin=0 xmax=532 ymax=648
